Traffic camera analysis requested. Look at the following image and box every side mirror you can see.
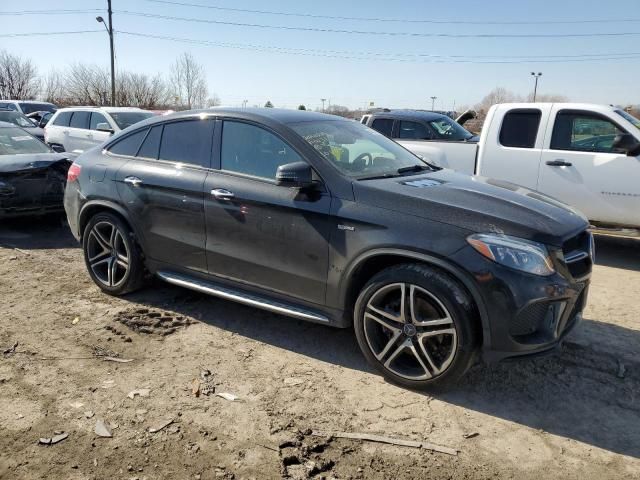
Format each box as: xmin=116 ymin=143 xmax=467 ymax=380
xmin=96 ymin=122 xmax=114 ymax=134
xmin=276 ymin=161 xmax=313 ymax=188
xmin=612 ymin=133 xmax=640 ymax=156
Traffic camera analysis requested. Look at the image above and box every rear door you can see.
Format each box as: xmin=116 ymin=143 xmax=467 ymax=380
xmin=538 ymin=108 xmax=640 ymax=226
xmin=478 ymin=107 xmax=549 ymax=190
xmin=115 ymin=118 xmax=214 ymax=272
xmin=203 ymin=119 xmax=332 ymax=304
xmin=67 ymin=111 xmax=92 ymax=153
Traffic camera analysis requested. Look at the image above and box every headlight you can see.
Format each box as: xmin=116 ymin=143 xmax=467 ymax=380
xmin=467 ymin=234 xmax=555 ymax=276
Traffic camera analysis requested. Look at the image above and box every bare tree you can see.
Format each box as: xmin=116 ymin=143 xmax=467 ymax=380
xmin=0 ymin=50 xmax=39 ymax=99
xmin=170 ymin=53 xmax=208 ymax=109
xmin=526 ymin=93 xmax=569 ymax=103
xmin=206 ymin=94 xmax=221 ymax=107
xmin=117 ymin=72 xmax=170 ymax=109
xmin=41 ymin=69 xmax=65 ymax=104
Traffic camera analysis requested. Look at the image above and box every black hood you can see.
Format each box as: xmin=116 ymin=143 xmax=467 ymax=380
xmin=354 ymin=169 xmax=588 ymax=247
xmin=0 ymin=153 xmax=71 ymax=173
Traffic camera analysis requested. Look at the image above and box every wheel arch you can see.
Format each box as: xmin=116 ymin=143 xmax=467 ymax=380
xmin=78 ymin=200 xmax=145 ymax=248
xmin=339 ymin=248 xmax=491 ymax=347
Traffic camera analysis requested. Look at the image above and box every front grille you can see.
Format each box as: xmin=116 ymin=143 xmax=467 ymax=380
xmin=562 ymin=231 xmax=593 ymax=279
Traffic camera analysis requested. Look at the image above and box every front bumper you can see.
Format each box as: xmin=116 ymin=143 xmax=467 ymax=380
xmin=448 ymin=244 xmax=591 ymax=363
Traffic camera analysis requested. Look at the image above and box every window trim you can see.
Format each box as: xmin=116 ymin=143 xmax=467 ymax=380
xmin=498 ymin=108 xmax=542 ymax=149
xmin=549 ymin=108 xmax=630 ymax=153
xmin=217 ymin=118 xmax=313 ymax=185
xmin=135 ymin=124 xmax=163 ymax=160
xmin=105 ymin=127 xmax=150 ymax=159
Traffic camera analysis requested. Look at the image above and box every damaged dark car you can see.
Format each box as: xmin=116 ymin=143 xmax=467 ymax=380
xmin=0 ymin=122 xmax=71 ymax=218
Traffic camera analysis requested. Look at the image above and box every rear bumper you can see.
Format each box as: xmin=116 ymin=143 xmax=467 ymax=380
xmin=448 ymin=246 xmax=591 ymax=363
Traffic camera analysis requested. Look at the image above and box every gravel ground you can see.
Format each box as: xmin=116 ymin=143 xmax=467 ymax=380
xmin=0 ymin=216 xmax=638 ymax=480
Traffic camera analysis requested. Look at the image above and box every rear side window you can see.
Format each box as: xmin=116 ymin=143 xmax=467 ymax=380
xmin=159 ymin=120 xmax=213 ymax=168
xmin=108 ymin=129 xmax=148 ymax=156
xmin=398 ymin=120 xmax=431 ymax=140
xmin=371 ymin=118 xmax=394 ymax=137
xmin=52 ymin=111 xmax=73 ymax=127
xmin=69 ymin=111 xmax=90 ymax=129
xmin=137 ymin=125 xmax=162 ymax=159
xmin=499 ymin=109 xmax=541 ymax=148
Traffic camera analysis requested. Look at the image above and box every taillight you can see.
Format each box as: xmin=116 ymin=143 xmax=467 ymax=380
xmin=67 ymin=163 xmax=81 ymax=182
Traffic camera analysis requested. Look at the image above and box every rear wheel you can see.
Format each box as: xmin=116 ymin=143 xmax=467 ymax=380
xmin=82 ymin=212 xmax=145 ymax=295
xmin=354 ymin=264 xmax=478 ymax=390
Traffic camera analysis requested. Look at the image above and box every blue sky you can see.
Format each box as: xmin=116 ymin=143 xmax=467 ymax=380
xmin=2 ymin=0 xmax=639 ymax=110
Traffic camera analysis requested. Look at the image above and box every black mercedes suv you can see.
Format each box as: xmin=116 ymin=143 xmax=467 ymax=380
xmin=64 ymin=108 xmax=593 ymax=389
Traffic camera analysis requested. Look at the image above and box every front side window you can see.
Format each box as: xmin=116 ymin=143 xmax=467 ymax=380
xmin=52 ymin=111 xmax=73 ymax=127
xmin=289 ymin=119 xmax=431 ymax=179
xmin=108 ymin=129 xmax=148 ymax=157
xmin=159 ymin=120 xmax=213 ymax=167
xmin=398 ymin=120 xmax=431 ymax=140
xmin=90 ymin=112 xmax=109 ymax=130
xmin=370 ymin=118 xmax=394 ymax=137
xmin=109 ymin=111 xmax=155 ymax=130
xmin=500 ymin=109 xmax=542 ymax=148
xmin=0 ymin=111 xmax=34 ymax=128
xmin=221 ymin=121 xmax=302 ymax=179
xmin=551 ymin=111 xmax=624 ymax=153
xmin=0 ymin=126 xmax=51 ymax=155
xmin=69 ymin=111 xmax=90 ymax=129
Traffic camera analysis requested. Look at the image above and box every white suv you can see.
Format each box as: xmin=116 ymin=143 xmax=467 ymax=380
xmin=45 ymin=107 xmax=155 ymax=154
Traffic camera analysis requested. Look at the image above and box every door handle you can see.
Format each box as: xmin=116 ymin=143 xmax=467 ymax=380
xmin=124 ymin=176 xmax=143 ymax=187
xmin=546 ymin=159 xmax=573 ymax=167
xmin=211 ymin=188 xmax=235 ymax=201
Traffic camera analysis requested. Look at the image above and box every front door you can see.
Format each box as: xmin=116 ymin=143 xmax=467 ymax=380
xmin=67 ymin=111 xmax=92 ymax=153
xmin=204 ymin=120 xmax=332 ymax=304
xmin=115 ymin=119 xmax=215 ymax=272
xmin=539 ymin=108 xmax=640 ymax=227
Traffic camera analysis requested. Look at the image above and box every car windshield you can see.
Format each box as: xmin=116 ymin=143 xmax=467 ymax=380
xmin=0 ymin=127 xmax=51 ymax=155
xmin=109 ymin=111 xmax=155 ymax=129
xmin=427 ymin=116 xmax=474 ymax=140
xmin=289 ymin=119 xmax=431 ymax=179
xmin=18 ymin=102 xmax=57 ymax=114
xmin=615 ymin=109 xmax=640 ymax=130
xmin=0 ymin=110 xmax=35 ymax=128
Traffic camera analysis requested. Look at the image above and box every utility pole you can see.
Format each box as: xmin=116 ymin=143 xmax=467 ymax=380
xmin=321 ymin=98 xmax=326 ymax=112
xmin=430 ymin=96 xmax=437 ymax=111
xmin=531 ymin=72 xmax=542 ymax=102
xmin=96 ymin=0 xmax=116 ymax=106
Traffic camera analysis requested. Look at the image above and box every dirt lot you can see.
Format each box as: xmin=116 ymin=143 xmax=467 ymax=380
xmin=0 ymin=217 xmax=639 ymax=480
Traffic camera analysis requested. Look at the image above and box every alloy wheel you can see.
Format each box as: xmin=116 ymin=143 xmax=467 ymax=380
xmin=363 ymin=282 xmax=457 ymax=381
xmin=86 ymin=221 xmax=130 ymax=288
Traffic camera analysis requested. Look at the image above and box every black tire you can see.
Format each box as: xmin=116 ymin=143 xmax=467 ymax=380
xmin=354 ymin=263 xmax=479 ymax=390
xmin=82 ymin=212 xmax=145 ymax=295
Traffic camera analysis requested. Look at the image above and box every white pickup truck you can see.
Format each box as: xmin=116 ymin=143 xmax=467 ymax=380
xmin=395 ymin=103 xmax=640 ymax=230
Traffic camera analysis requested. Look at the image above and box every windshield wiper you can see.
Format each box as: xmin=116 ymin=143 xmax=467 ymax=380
xmin=357 ymin=172 xmax=402 ymax=181
xmin=397 ymin=165 xmax=430 ymax=174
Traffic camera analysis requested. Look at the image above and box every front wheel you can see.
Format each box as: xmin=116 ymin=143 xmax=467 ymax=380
xmin=354 ymin=264 xmax=479 ymax=390
xmin=82 ymin=212 xmax=145 ymax=295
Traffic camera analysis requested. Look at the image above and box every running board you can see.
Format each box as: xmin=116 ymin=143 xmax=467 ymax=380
xmin=157 ymin=271 xmax=330 ymax=323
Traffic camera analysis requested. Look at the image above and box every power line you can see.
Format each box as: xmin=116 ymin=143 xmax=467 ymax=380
xmin=140 ymin=0 xmax=640 ymax=25
xmin=116 ymin=30 xmax=640 ymax=64
xmin=116 ymin=10 xmax=640 ymax=38
xmin=0 ymin=9 xmax=103 ymax=15
xmin=0 ymin=30 xmax=103 ymax=38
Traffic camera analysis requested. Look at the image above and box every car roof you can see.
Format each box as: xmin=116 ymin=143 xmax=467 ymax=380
xmin=145 ymin=107 xmax=345 ymax=125
xmin=55 ymin=106 xmax=149 ymax=113
xmin=368 ymin=110 xmax=451 ymax=121
xmin=0 ymin=100 xmax=56 ymax=105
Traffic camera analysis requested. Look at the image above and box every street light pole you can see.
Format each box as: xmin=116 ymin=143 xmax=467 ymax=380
xmin=321 ymin=98 xmax=326 ymax=112
xmin=531 ymin=72 xmax=542 ymax=102
xmin=430 ymin=96 xmax=437 ymax=111
xmin=96 ymin=0 xmax=116 ymax=106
